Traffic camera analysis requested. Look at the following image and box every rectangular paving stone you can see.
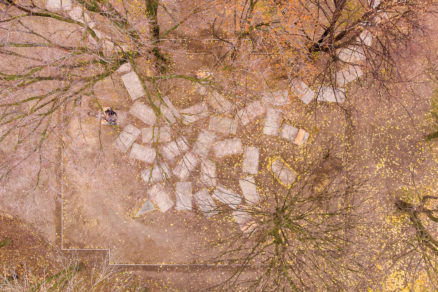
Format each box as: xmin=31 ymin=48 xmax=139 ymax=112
xmin=121 ymin=71 xmax=145 ymax=100
xmin=293 ymin=129 xmax=310 ymax=146
xmin=263 ymin=108 xmax=282 ymax=136
xmin=236 ymin=101 xmax=265 ymax=126
xmin=175 ymin=182 xmax=193 ymax=211
xmin=261 ymin=90 xmax=290 ymax=106
xmin=135 ymin=200 xmax=155 ymax=216
xmin=194 ymin=190 xmax=218 ymax=217
xmin=130 ymin=143 xmax=156 ymax=163
xmin=142 ymin=126 xmax=172 ymax=144
xmin=161 ymin=136 xmax=189 ymax=161
xmin=141 ymin=161 xmax=171 ymax=184
xmin=207 ymin=91 xmax=234 ymax=113
xmin=173 ymin=152 xmax=199 ymax=180
xmin=270 ymin=157 xmax=297 ymax=188
xmin=212 ymin=185 xmax=242 ymax=210
xmin=193 ymin=130 xmax=216 ymax=158
xmin=317 ymin=87 xmax=346 ymax=103
xmin=291 ymin=80 xmax=316 ymax=105
xmin=200 ymin=159 xmax=217 ymax=187
xmin=335 ymin=65 xmax=363 ymax=87
xmin=155 ymin=96 xmax=180 ymax=124
xmin=114 ymin=124 xmax=140 ymax=153
xmin=242 ymin=146 xmax=259 ymax=175
xmin=149 ymin=184 xmax=174 ymax=212
xmin=280 ymin=124 xmax=299 ymax=142
xmin=338 ymin=46 xmax=366 ymax=63
xmin=239 ymin=176 xmax=259 ymax=204
xmin=214 ymin=138 xmax=242 ymax=158
xmin=115 ymin=62 xmax=132 ymax=73
xmin=129 ymin=101 xmax=156 ymax=125
xmin=208 ymin=116 xmax=238 ymax=135
xmin=180 ymin=102 xmax=209 ymax=124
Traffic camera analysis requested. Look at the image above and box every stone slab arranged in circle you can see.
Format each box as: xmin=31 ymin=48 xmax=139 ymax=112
xmin=236 ymin=100 xmax=266 ymax=126
xmin=242 ymin=146 xmax=259 ymax=175
xmin=290 ymin=80 xmax=316 ymax=105
xmin=129 ymin=143 xmax=156 ymax=163
xmin=129 ymin=101 xmax=157 ymax=125
xmin=154 ymin=96 xmax=181 ymax=125
xmin=212 ymin=185 xmax=242 ymax=210
xmin=200 ymin=159 xmax=217 ymax=187
xmin=46 ymin=0 xmax=71 ymax=11
xmin=175 ymin=182 xmax=193 ymax=211
xmin=116 ymin=62 xmax=132 ymax=73
xmin=135 ymin=200 xmax=155 ymax=216
xmin=214 ymin=138 xmax=243 ymax=158
xmin=180 ymin=102 xmax=209 ymax=124
xmin=263 ymin=108 xmax=282 ymax=136
xmin=262 ymin=90 xmax=290 ymax=106
xmin=317 ymin=87 xmax=346 ymax=103
xmin=280 ymin=124 xmax=299 ymax=141
xmin=141 ymin=161 xmax=171 ymax=184
xmin=207 ymin=91 xmax=235 ymax=113
xmin=208 ymin=116 xmax=238 ymax=136
xmin=194 ymin=190 xmax=218 ymax=217
xmin=269 ymin=157 xmax=297 ymax=188
xmin=193 ymin=130 xmax=216 ymax=158
xmin=121 ymin=71 xmax=145 ymax=100
xmin=294 ymin=129 xmax=310 ymax=146
xmin=335 ymin=65 xmax=363 ymax=87
xmin=142 ymin=126 xmax=172 ymax=144
xmin=173 ymin=152 xmax=199 ymax=180
xmin=161 ymin=136 xmax=189 ymax=161
xmin=338 ymin=46 xmax=366 ymax=64
xmin=114 ymin=124 xmax=140 ymax=153
xmin=148 ymin=184 xmax=174 ymax=212
xmin=239 ymin=176 xmax=260 ymax=204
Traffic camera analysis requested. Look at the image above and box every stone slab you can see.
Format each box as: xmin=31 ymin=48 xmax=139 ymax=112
xmin=242 ymin=146 xmax=259 ymax=175
xmin=200 ymin=159 xmax=217 ymax=187
xmin=114 ymin=124 xmax=140 ymax=153
xmin=208 ymin=116 xmax=238 ymax=135
xmin=236 ymin=101 xmax=266 ymax=126
xmin=239 ymin=176 xmax=259 ymax=204
xmin=232 ymin=210 xmax=256 ymax=233
xmin=280 ymin=124 xmax=299 ymax=142
xmin=180 ymin=102 xmax=209 ymax=124
xmin=207 ymin=91 xmax=234 ymax=113
xmin=317 ymin=87 xmax=346 ymax=103
xmin=136 ymin=200 xmax=155 ymax=216
xmin=149 ymin=184 xmax=174 ymax=212
xmin=214 ymin=138 xmax=242 ymax=158
xmin=269 ymin=157 xmax=297 ymax=188
xmin=161 ymin=136 xmax=189 ymax=161
xmin=358 ymin=30 xmax=372 ymax=47
xmin=192 ymin=130 xmax=216 ymax=158
xmin=194 ymin=190 xmax=218 ymax=217
xmin=121 ymin=71 xmax=145 ymax=100
xmin=338 ymin=46 xmax=366 ymax=63
xmin=129 ymin=102 xmax=156 ymax=125
xmin=155 ymin=96 xmax=180 ymax=125
xmin=129 ymin=143 xmax=156 ymax=163
xmin=173 ymin=152 xmax=199 ymax=180
xmin=263 ymin=108 xmax=282 ymax=136
xmin=142 ymin=126 xmax=172 ymax=144
xmin=141 ymin=161 xmax=171 ymax=184
xmin=291 ymin=80 xmax=316 ymax=105
xmin=293 ymin=129 xmax=310 ymax=145
xmin=116 ymin=62 xmax=132 ymax=73
xmin=335 ymin=65 xmax=363 ymax=87
xmin=212 ymin=185 xmax=242 ymax=210
xmin=261 ymin=90 xmax=290 ymax=106
xmin=175 ymin=182 xmax=193 ymax=211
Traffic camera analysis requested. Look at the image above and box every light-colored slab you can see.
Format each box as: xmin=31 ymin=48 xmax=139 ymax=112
xmin=116 ymin=62 xmax=132 ymax=73
xmin=212 ymin=185 xmax=242 ymax=210
xmin=192 ymin=130 xmax=216 ymax=158
xmin=200 ymin=159 xmax=217 ymax=187
xmin=121 ymin=71 xmax=145 ymax=100
xmin=232 ymin=210 xmax=256 ymax=233
xmin=207 ymin=91 xmax=234 ymax=113
xmin=338 ymin=46 xmax=366 ymax=63
xmin=161 ymin=136 xmax=189 ymax=161
xmin=129 ymin=102 xmax=156 ymax=125
xmin=368 ymin=0 xmax=380 ymax=9
xmin=208 ymin=116 xmax=238 ymax=135
xmin=261 ymin=90 xmax=290 ymax=106
xmin=130 ymin=143 xmax=156 ymax=163
xmin=242 ymin=146 xmax=259 ymax=175
xmin=269 ymin=157 xmax=297 ymax=188
xmin=142 ymin=126 xmax=172 ymax=144
xmin=135 ymin=200 xmax=155 ymax=216
xmin=214 ymin=138 xmax=242 ymax=158
xmin=141 ymin=162 xmax=171 ymax=184
xmin=335 ymin=65 xmax=363 ymax=87
xmin=155 ymin=96 xmax=180 ymax=124
xmin=114 ymin=124 xmax=140 ymax=153
xmin=280 ymin=124 xmax=299 ymax=142
xmin=293 ymin=129 xmax=310 ymax=146
xmin=358 ymin=30 xmax=372 ymax=47
xmin=180 ymin=102 xmax=209 ymax=124
xmin=291 ymin=80 xmax=316 ymax=105
xmin=175 ymin=182 xmax=193 ymax=211
xmin=239 ymin=176 xmax=259 ymax=204
xmin=149 ymin=184 xmax=174 ymax=212
xmin=46 ymin=0 xmax=61 ymax=10
xmin=317 ymin=87 xmax=346 ymax=103
xmin=173 ymin=152 xmax=199 ymax=180
xmin=194 ymin=190 xmax=218 ymax=217
xmin=263 ymin=108 xmax=282 ymax=136
xmin=236 ymin=101 xmax=266 ymax=126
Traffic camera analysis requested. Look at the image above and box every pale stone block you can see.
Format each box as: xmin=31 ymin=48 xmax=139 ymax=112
xmin=335 ymin=65 xmax=363 ymax=87
xmin=214 ymin=138 xmax=242 ymax=158
xmin=130 ymin=143 xmax=156 ymax=163
xmin=261 ymin=90 xmax=290 ymax=106
xmin=175 ymin=182 xmax=193 ymax=211
xmin=236 ymin=101 xmax=265 ymax=126
xmin=368 ymin=0 xmax=380 ymax=8
xmin=136 ymin=200 xmax=155 ymax=216
xmin=46 ymin=0 xmax=61 ymax=11
xmin=232 ymin=210 xmax=256 ymax=233
xmin=270 ymin=157 xmax=297 ymax=188
xmin=280 ymin=124 xmax=299 ymax=142
xmin=263 ymin=108 xmax=282 ymax=136
xmin=338 ymin=46 xmax=366 ymax=63
xmin=317 ymin=87 xmax=346 ymax=103
xmin=149 ymin=184 xmax=174 ymax=212
xmin=180 ymin=102 xmax=209 ymax=124
xmin=61 ymin=0 xmax=72 ymax=10
xmin=155 ymin=96 xmax=180 ymax=124
xmin=208 ymin=116 xmax=238 ymax=135
xmin=129 ymin=101 xmax=156 ymax=125
xmin=193 ymin=130 xmax=216 ymax=158
xmin=161 ymin=136 xmax=189 ymax=161
xmin=293 ymin=129 xmax=310 ymax=146
xmin=116 ymin=62 xmax=132 ymax=73
xmin=142 ymin=126 xmax=172 ymax=144
xmin=194 ymin=190 xmax=218 ymax=217
xmin=212 ymin=185 xmax=242 ymax=210
xmin=141 ymin=161 xmax=171 ymax=184
xmin=358 ymin=30 xmax=373 ymax=47
xmin=173 ymin=152 xmax=199 ymax=180
xmin=121 ymin=71 xmax=145 ymax=100
xmin=242 ymin=146 xmax=259 ymax=175
xmin=200 ymin=159 xmax=217 ymax=187
xmin=239 ymin=176 xmax=259 ymax=204
xmin=114 ymin=124 xmax=140 ymax=153
xmin=207 ymin=91 xmax=234 ymax=113
xmin=68 ymin=6 xmax=83 ymax=22
xmin=291 ymin=80 xmax=316 ymax=105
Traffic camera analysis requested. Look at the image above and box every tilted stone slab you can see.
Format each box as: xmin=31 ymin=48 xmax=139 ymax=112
xmin=193 ymin=130 xmax=216 ymax=158
xmin=358 ymin=30 xmax=372 ymax=47
xmin=291 ymin=80 xmax=316 ymax=105
xmin=208 ymin=116 xmax=238 ymax=135
xmin=293 ymin=129 xmax=310 ymax=146
xmin=214 ymin=138 xmax=242 ymax=158
xmin=115 ymin=62 xmax=132 ymax=73
xmin=261 ymin=90 xmax=290 ymax=106
xmin=155 ymin=96 xmax=180 ymax=125
xmin=142 ymin=126 xmax=172 ymax=144
xmin=263 ymin=108 xmax=282 ymax=136
xmin=173 ymin=152 xmax=199 ymax=180
xmin=236 ymin=101 xmax=266 ymax=126
xmin=207 ymin=91 xmax=235 ymax=113
xmin=280 ymin=124 xmax=299 ymax=142
xmin=200 ymin=159 xmax=217 ymax=187
xmin=269 ymin=157 xmax=297 ymax=188
xmin=212 ymin=185 xmax=242 ymax=210
xmin=175 ymin=182 xmax=193 ymax=211
xmin=242 ymin=146 xmax=259 ymax=175
xmin=149 ymin=184 xmax=174 ymax=212
xmin=129 ymin=102 xmax=156 ymax=125
xmin=130 ymin=143 xmax=156 ymax=163
xmin=114 ymin=124 xmax=140 ymax=153
xmin=135 ymin=200 xmax=155 ymax=216
xmin=47 ymin=0 xmax=71 ymax=11
xmin=180 ymin=102 xmax=209 ymax=124
xmin=338 ymin=46 xmax=366 ymax=63
xmin=194 ymin=190 xmax=218 ymax=217
xmin=335 ymin=65 xmax=363 ymax=87
xmin=232 ymin=210 xmax=256 ymax=233
xmin=141 ymin=161 xmax=171 ymax=184
xmin=239 ymin=176 xmax=259 ymax=204
xmin=161 ymin=136 xmax=189 ymax=161
xmin=317 ymin=87 xmax=346 ymax=103
xmin=121 ymin=71 xmax=145 ymax=100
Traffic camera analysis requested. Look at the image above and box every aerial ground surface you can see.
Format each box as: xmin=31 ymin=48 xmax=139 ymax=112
xmin=1 ymin=0 xmax=438 ymax=290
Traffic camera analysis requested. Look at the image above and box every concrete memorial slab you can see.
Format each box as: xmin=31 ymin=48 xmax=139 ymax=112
xmin=173 ymin=152 xmax=199 ymax=180
xmin=280 ymin=124 xmax=299 ymax=142
xmin=47 ymin=0 xmax=71 ymax=11
xmin=358 ymin=30 xmax=373 ymax=47
xmin=293 ymin=129 xmax=310 ymax=146
xmin=200 ymin=159 xmax=217 ymax=187
xmin=338 ymin=46 xmax=366 ymax=63
xmin=175 ymin=182 xmax=193 ymax=211
xmin=141 ymin=162 xmax=171 ymax=184
xmin=317 ymin=87 xmax=346 ymax=103
xmin=212 ymin=185 xmax=242 ymax=210
xmin=129 ymin=102 xmax=157 ymax=125
xmin=135 ymin=200 xmax=155 ymax=216
xmin=114 ymin=124 xmax=140 ymax=153
xmin=194 ymin=190 xmax=218 ymax=217
xmin=142 ymin=126 xmax=172 ymax=144
xmin=335 ymin=65 xmax=363 ymax=87
xmin=155 ymin=96 xmax=180 ymax=125
xmin=242 ymin=146 xmax=259 ymax=175
xmin=262 ymin=90 xmax=290 ymax=106
xmin=149 ymin=184 xmax=174 ymax=212
xmin=269 ymin=157 xmax=297 ymax=188
xmin=180 ymin=102 xmax=209 ymax=124
xmin=263 ymin=108 xmax=282 ymax=136
xmin=207 ymin=91 xmax=234 ymax=113
xmin=239 ymin=176 xmax=259 ymax=204
xmin=121 ymin=71 xmax=145 ymax=100
xmin=115 ymin=62 xmax=132 ymax=73
xmin=291 ymin=80 xmax=316 ymax=105
xmin=129 ymin=143 xmax=156 ymax=163
xmin=208 ymin=116 xmax=238 ymax=135
xmin=214 ymin=138 xmax=243 ymax=158
xmin=161 ymin=136 xmax=189 ymax=161
xmin=193 ymin=130 xmax=216 ymax=158
xmin=236 ymin=101 xmax=266 ymax=126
